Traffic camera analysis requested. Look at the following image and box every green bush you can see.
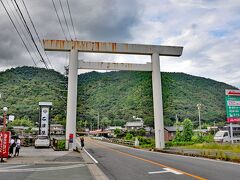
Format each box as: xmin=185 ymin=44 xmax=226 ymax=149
xmin=191 ymin=134 xmax=214 ymax=143
xmin=57 ymin=140 xmax=66 ymax=150
xmin=125 ymin=133 xmax=134 ymax=140
xmin=137 ymin=136 xmax=155 ymax=148
xmin=136 ymin=128 xmax=146 ymax=136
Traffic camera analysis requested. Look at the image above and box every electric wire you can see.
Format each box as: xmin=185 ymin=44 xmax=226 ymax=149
xmin=13 ymin=0 xmax=49 ymax=68
xmin=0 ymin=0 xmax=37 ymax=66
xmin=21 ymin=0 xmax=53 ymax=68
xmin=5 ymin=0 xmax=40 ymax=63
xmin=11 ymin=0 xmax=41 ymax=63
xmin=51 ymin=0 xmax=67 ymax=40
xmin=58 ymin=0 xmax=72 ymax=40
xmin=66 ymin=0 xmax=76 ymax=40
xmin=10 ymin=0 xmax=40 ymax=62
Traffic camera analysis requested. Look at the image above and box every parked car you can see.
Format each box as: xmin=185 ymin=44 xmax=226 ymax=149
xmin=34 ymin=135 xmax=50 ymax=148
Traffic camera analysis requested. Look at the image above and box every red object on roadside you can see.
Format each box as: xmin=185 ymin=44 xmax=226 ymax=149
xmin=69 ymin=133 xmax=74 ymax=143
xmin=0 ymin=131 xmax=10 ymax=158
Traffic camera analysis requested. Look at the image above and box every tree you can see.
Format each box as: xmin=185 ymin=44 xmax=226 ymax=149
xmin=125 ymin=132 xmax=133 ymax=140
xmin=10 ymin=118 xmax=34 ymax=127
xmin=181 ymin=118 xmax=193 ymax=141
xmin=173 ymin=129 xmax=183 ymax=142
xmin=100 ymin=117 xmax=111 ymax=129
xmin=114 ymin=128 xmax=121 ymax=137
xmin=136 ymin=128 xmax=146 ymax=136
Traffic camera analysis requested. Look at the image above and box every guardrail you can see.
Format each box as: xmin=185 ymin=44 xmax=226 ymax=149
xmin=92 ymin=137 xmax=135 ymax=146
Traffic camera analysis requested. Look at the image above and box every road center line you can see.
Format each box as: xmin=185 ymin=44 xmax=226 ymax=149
xmin=83 ymin=148 xmax=99 ymax=164
xmin=88 ymin=139 xmax=206 ymax=180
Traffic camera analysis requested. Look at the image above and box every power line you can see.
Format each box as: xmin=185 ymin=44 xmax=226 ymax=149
xmin=58 ymin=0 xmax=72 ymax=40
xmin=6 ymin=0 xmax=40 ymax=63
xmin=21 ymin=0 xmax=53 ymax=68
xmin=51 ymin=0 xmax=67 ymax=40
xmin=13 ymin=0 xmax=49 ymax=68
xmin=66 ymin=0 xmax=76 ymax=40
xmin=10 ymin=0 xmax=40 ymax=63
xmin=0 ymin=0 xmax=37 ymax=66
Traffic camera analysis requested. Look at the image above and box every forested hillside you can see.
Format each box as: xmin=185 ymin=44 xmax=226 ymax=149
xmin=0 ymin=66 xmax=237 ymax=128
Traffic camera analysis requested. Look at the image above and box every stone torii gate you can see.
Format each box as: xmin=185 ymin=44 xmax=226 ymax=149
xmin=43 ymin=40 xmax=183 ymax=150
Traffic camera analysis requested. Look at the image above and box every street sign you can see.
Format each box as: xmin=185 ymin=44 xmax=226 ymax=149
xmin=0 ymin=131 xmax=10 ymax=158
xmin=39 ymin=102 xmax=52 ymax=136
xmin=225 ymin=89 xmax=240 ymax=123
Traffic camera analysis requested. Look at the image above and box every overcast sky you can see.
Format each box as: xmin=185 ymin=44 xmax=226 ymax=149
xmin=0 ymin=0 xmax=240 ymax=87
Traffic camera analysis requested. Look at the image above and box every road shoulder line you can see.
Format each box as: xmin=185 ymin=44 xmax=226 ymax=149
xmin=83 ymin=148 xmax=98 ymax=164
xmin=81 ymin=148 xmax=109 ymax=180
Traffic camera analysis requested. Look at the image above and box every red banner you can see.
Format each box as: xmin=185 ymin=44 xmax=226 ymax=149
xmin=0 ymin=131 xmax=11 ymax=158
xmin=227 ymin=117 xmax=240 ymax=123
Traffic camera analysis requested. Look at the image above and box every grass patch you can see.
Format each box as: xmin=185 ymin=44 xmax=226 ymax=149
xmin=184 ymin=143 xmax=240 ymax=153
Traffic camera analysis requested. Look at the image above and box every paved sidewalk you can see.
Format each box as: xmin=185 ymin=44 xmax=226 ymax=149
xmin=0 ymin=147 xmax=94 ymax=180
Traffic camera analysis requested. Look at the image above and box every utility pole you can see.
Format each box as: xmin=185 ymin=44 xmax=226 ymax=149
xmin=197 ymin=104 xmax=202 ymax=130
xmin=97 ymin=112 xmax=100 ymax=130
xmin=175 ymin=114 xmax=179 ymax=129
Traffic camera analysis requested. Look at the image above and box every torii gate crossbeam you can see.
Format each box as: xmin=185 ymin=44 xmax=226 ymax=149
xmin=43 ymin=40 xmax=183 ymax=150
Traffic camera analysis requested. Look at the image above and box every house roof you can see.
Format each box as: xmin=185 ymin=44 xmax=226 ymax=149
xmin=106 ymin=126 xmax=122 ymax=130
xmin=164 ymin=126 xmax=183 ymax=132
xmin=125 ymin=121 xmax=143 ymax=127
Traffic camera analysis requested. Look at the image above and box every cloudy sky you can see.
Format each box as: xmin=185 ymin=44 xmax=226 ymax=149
xmin=0 ymin=0 xmax=240 ymax=87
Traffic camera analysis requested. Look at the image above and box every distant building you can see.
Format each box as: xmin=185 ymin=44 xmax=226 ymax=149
xmin=106 ymin=126 xmax=122 ymax=131
xmin=164 ymin=126 xmax=183 ymax=141
xmin=125 ymin=121 xmax=144 ymax=130
xmin=50 ymin=124 xmax=65 ymax=135
xmin=105 ymin=126 xmax=123 ymax=137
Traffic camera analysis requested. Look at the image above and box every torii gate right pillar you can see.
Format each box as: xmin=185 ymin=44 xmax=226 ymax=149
xmin=152 ymin=53 xmax=165 ymax=149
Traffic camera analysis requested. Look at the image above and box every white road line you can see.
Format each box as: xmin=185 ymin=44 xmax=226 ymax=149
xmin=148 ymin=170 xmax=169 ymax=174
xmin=84 ymin=148 xmax=98 ymax=164
xmin=148 ymin=168 xmax=183 ymax=175
xmin=0 ymin=164 xmax=85 ymax=173
xmin=0 ymin=165 xmax=29 ymax=169
xmin=164 ymin=168 xmax=183 ymax=175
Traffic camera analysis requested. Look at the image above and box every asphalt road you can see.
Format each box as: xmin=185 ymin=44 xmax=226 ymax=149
xmin=85 ymin=138 xmax=240 ymax=180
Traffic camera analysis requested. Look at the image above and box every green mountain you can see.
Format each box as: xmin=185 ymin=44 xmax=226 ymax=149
xmin=0 ymin=66 xmax=237 ymax=127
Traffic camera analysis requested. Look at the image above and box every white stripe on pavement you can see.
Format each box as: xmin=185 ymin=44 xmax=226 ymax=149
xmin=0 ymin=165 xmax=29 ymax=169
xmin=84 ymin=148 xmax=98 ymax=164
xmin=148 ymin=168 xmax=183 ymax=175
xmin=0 ymin=164 xmax=85 ymax=173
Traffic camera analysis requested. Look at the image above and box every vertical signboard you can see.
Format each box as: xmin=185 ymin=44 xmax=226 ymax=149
xmin=40 ymin=107 xmax=50 ymax=136
xmin=225 ymin=90 xmax=240 ymax=123
xmin=39 ymin=102 xmax=52 ymax=136
xmin=0 ymin=131 xmax=10 ymax=158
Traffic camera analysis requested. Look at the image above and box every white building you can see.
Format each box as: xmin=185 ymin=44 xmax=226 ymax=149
xmin=125 ymin=121 xmax=144 ymax=130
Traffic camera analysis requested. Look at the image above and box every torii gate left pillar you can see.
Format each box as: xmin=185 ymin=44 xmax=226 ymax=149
xmin=66 ymin=49 xmax=78 ymax=150
xmin=43 ymin=40 xmax=183 ymax=150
